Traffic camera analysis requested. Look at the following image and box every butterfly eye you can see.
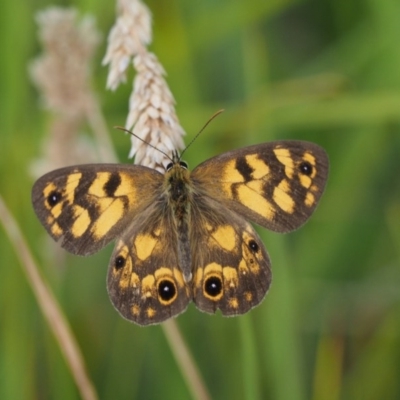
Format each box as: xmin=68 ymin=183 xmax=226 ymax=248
xmin=166 ymin=162 xmax=174 ymax=171
xmin=299 ymin=161 xmax=313 ymax=176
xmin=248 ymin=239 xmax=259 ymax=253
xmin=47 ymin=190 xmax=62 ymax=207
xmin=114 ymin=255 xmax=126 ymax=270
xmin=179 ymin=161 xmax=188 ymax=169
xmin=157 ymin=279 xmax=177 ymax=304
xmin=204 ymin=276 xmax=223 ymax=298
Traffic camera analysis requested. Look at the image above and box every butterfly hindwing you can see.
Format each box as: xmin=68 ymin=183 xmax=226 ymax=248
xmin=191 ymin=141 xmax=329 ymax=233
xmin=107 ymin=206 xmax=190 ymax=325
xmin=31 ymin=164 xmax=163 ymax=255
xmin=189 ymin=197 xmax=272 ymax=315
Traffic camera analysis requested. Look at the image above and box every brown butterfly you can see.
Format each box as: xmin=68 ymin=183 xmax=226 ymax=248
xmin=32 ymin=141 xmax=328 ymax=325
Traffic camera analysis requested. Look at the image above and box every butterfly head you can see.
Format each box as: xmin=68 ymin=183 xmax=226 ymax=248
xmin=165 ymin=150 xmax=188 ymax=172
xmin=163 ymin=109 xmax=225 ymax=172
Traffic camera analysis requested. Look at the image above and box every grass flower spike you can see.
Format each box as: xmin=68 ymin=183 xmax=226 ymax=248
xmin=103 ymin=0 xmax=185 ymax=171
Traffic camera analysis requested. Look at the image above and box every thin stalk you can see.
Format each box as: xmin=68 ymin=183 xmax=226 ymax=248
xmin=0 ymin=196 xmax=98 ymax=400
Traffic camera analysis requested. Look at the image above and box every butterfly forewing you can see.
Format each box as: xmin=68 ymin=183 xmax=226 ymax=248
xmin=191 ymin=141 xmax=329 ymax=233
xmin=31 ymin=164 xmax=163 ymax=255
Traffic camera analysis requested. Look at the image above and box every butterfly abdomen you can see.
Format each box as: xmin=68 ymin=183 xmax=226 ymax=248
xmin=165 ymin=163 xmax=193 ymax=281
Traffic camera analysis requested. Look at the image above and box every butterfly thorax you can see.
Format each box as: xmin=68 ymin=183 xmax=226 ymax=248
xmin=166 ymin=164 xmax=190 ymax=206
xmin=164 ymin=162 xmax=193 ymax=281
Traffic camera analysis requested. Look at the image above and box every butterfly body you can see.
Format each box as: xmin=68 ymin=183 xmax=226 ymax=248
xmin=32 ymin=141 xmax=329 ymax=325
xmin=164 ymin=158 xmax=193 ymax=281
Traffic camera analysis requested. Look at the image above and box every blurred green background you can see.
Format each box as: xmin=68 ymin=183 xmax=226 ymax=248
xmin=1 ymin=0 xmax=400 ymax=399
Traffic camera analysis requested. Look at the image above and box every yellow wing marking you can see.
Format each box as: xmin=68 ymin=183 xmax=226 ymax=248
xmin=299 ymin=174 xmax=312 ymax=189
xmin=114 ymin=172 xmax=138 ymax=197
xmin=236 ymin=184 xmax=275 ymax=220
xmin=273 ymin=179 xmax=295 ymax=214
xmin=305 ymin=192 xmax=315 ymax=207
xmin=238 ymin=259 xmax=249 ymax=275
xmin=130 ymin=273 xmax=140 ymax=288
xmin=95 ymin=198 xmax=113 ymax=213
xmin=88 ymin=172 xmax=111 ymax=197
xmin=50 ymin=221 xmax=63 ymax=237
xmin=146 ymin=307 xmax=156 ymax=318
xmin=245 ymin=154 xmax=270 ymax=179
xmin=51 ymin=202 xmax=63 ymax=219
xmin=245 ymin=180 xmax=263 ymax=192
xmin=223 ymin=267 xmax=238 ymax=288
xmin=194 ymin=268 xmax=203 ymax=288
xmin=134 ymin=233 xmax=158 ymax=261
xmin=141 ymin=275 xmax=156 ymax=298
xmin=210 ymin=225 xmax=237 ymax=251
xmin=204 ymin=222 xmax=213 ymax=231
xmin=244 ymin=292 xmax=253 ymax=302
xmin=154 ymin=267 xmax=174 ymax=280
xmin=131 ymin=305 xmax=140 ymax=316
xmin=273 ymin=148 xmax=294 ymax=178
xmin=173 ymin=268 xmax=186 ymax=288
xmin=65 ymin=172 xmax=82 ymax=204
xmin=204 ymin=262 xmax=222 ymax=275
xmin=223 ymin=160 xmax=246 ymax=182
xmin=91 ymin=198 xmax=125 ymax=239
xmin=228 ymin=297 xmax=239 ymax=309
xmin=70 ymin=205 xmax=91 ymax=237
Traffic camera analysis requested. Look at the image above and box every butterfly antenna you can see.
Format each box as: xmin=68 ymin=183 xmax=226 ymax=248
xmin=114 ymin=126 xmax=172 ymax=161
xmin=180 ymin=109 xmax=225 ymax=159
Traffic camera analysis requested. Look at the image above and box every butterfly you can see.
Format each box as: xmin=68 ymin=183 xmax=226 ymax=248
xmin=32 ymin=140 xmax=329 ymax=325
